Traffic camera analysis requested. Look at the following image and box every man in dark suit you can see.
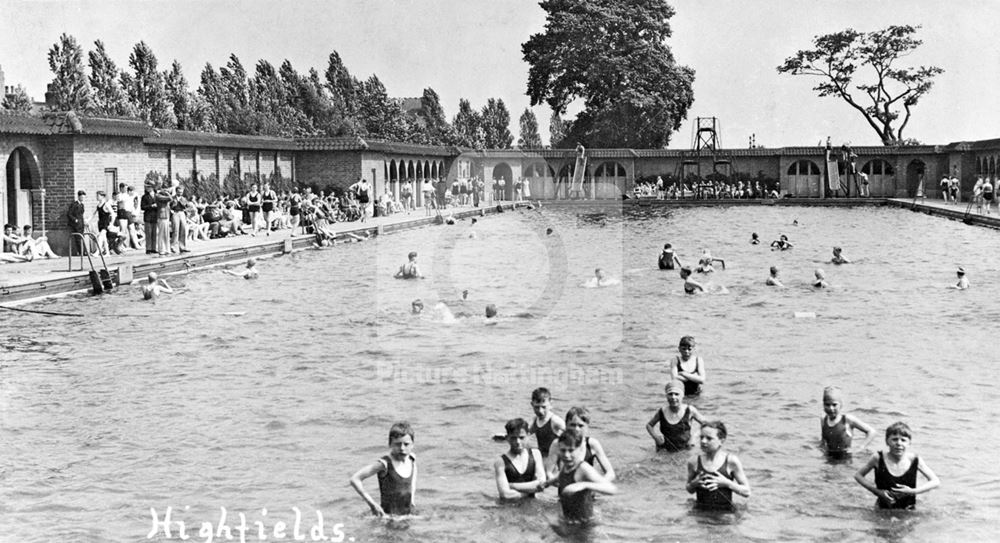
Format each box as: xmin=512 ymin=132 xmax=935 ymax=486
xmin=67 ymin=190 xmax=87 ymax=256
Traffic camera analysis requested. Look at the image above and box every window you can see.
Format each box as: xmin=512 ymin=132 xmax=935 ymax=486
xmin=787 ymin=160 xmax=819 ymax=176
xmin=861 ymin=159 xmax=895 ymax=176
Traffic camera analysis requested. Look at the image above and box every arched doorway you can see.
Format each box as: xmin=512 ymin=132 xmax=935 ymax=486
xmin=594 ymin=162 xmax=627 ymax=199
xmin=786 ymin=160 xmax=821 ymax=197
xmin=5 ymin=147 xmax=41 ymax=229
xmin=492 ymin=162 xmax=512 ymax=201
xmin=905 ymin=159 xmax=926 ymax=197
xmin=861 ymin=159 xmax=896 ymax=197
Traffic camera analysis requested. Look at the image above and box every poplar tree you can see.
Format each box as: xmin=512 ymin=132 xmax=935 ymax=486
xmin=356 ymin=74 xmax=407 ymax=141
xmin=481 ymin=98 xmax=513 ymax=149
xmin=88 ymin=40 xmax=134 ymax=117
xmin=164 ymin=60 xmax=193 ymax=129
xmin=549 ymin=111 xmax=568 ymax=148
xmin=125 ymin=41 xmax=176 ymax=127
xmin=452 ymin=98 xmax=484 ymax=148
xmin=517 ymin=108 xmax=542 ymax=149
xmin=47 ymin=33 xmax=94 ymax=112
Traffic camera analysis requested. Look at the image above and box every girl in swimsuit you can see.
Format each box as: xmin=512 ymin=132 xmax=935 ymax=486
xmin=854 ymin=421 xmax=939 ymax=509
xmin=647 ymin=380 xmax=705 ymax=451
xmin=819 ymin=386 xmax=874 ymax=458
xmin=686 ymin=421 xmax=750 ymax=510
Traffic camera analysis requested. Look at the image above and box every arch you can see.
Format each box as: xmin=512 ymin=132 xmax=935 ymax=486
xmin=5 ymin=146 xmax=43 ymax=229
xmin=861 ymin=159 xmax=896 ymax=196
xmin=991 ymin=156 xmax=996 ymax=176
xmin=425 ymin=160 xmax=431 ymax=180
xmin=492 ymin=162 xmax=513 ymax=201
xmin=905 ymin=159 xmax=927 ymax=197
xmin=594 ymin=161 xmax=627 ymax=198
xmin=431 ymin=161 xmax=437 ymax=180
xmin=785 ymin=160 xmax=821 ymax=197
xmin=388 ymin=159 xmax=397 ymax=181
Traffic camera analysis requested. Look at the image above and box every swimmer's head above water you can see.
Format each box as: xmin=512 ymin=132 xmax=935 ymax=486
xmin=546 ymin=227 xmax=554 ymax=236
xmin=957 ymin=266 xmax=966 ymax=276
xmin=147 ymin=272 xmax=158 ymax=283
xmin=408 ymin=251 xmax=418 ymax=261
xmin=485 ymin=304 xmax=497 ymax=318
xmin=679 ymin=266 xmax=693 ymax=279
xmin=594 ymin=268 xmax=606 ymax=280
xmin=411 ymin=299 xmax=424 ymax=314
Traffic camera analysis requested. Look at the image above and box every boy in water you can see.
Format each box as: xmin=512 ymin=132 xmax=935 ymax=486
xmin=140 ymin=272 xmax=173 ymax=300
xmin=831 ymin=246 xmax=850 ymax=264
xmin=350 ymin=422 xmax=417 ymax=516
xmin=679 ymin=266 xmax=705 ymax=294
xmin=225 ymin=258 xmax=258 ymax=280
xmin=854 ymin=422 xmax=939 ymax=509
xmin=494 ymin=418 xmax=546 ymax=500
xmin=765 ymin=266 xmax=784 ymax=287
xmin=951 ymin=267 xmax=970 ymax=289
xmin=549 ymin=429 xmax=617 ymax=524
xmin=819 ymin=386 xmax=874 ymax=458
xmin=686 ymin=421 xmax=751 ymax=510
xmin=394 ymin=251 xmax=423 ymax=279
xmin=813 ymin=269 xmax=829 ymax=289
xmin=529 ymin=388 xmax=565 ymax=462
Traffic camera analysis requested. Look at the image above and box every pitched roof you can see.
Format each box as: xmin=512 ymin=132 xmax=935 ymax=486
xmin=295 ymin=136 xmax=460 ymax=156
xmin=147 ymin=128 xmax=297 ymax=150
xmin=0 ymin=110 xmax=49 ymax=135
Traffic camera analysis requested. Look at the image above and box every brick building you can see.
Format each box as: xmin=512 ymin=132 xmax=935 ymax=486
xmin=1 ymin=109 xmax=997 ymax=253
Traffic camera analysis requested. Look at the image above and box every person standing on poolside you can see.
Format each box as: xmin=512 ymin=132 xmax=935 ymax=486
xmin=154 ymin=180 xmax=173 ymax=256
xmin=939 ymin=175 xmax=950 ymax=202
xmin=351 ymin=178 xmax=372 ymax=222
xmin=246 ymin=183 xmax=262 ymax=235
xmin=170 ymin=185 xmax=190 ymax=253
xmin=261 ymin=183 xmax=277 ymax=234
xmin=141 ymin=184 xmax=158 ymax=254
xmin=983 ymin=177 xmax=994 ymax=215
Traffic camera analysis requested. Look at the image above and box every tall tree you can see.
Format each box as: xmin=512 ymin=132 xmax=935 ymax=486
xmin=47 ymin=33 xmax=94 ymax=112
xmin=777 ymin=25 xmax=943 ymax=145
xmin=522 ymin=0 xmax=694 ymax=148
xmin=88 ymin=40 xmax=134 ymax=117
xmin=452 ymin=98 xmax=484 ymax=148
xmin=164 ymin=60 xmax=193 ymax=129
xmin=216 ymin=54 xmax=255 ymax=134
xmin=2 ymin=85 xmax=33 ymax=111
xmin=325 ymin=51 xmax=358 ymax=120
xmin=250 ymin=60 xmax=312 ymax=136
xmin=125 ymin=41 xmax=176 ymax=128
xmin=517 ymin=108 xmax=542 ymax=149
xmin=416 ymin=87 xmax=453 ymax=145
xmin=355 ymin=74 xmax=407 ymax=141
xmin=549 ymin=110 xmax=568 ymax=148
xmin=481 ymin=98 xmax=513 ymax=149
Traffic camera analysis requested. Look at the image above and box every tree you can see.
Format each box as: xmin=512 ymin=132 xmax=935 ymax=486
xmin=415 ymin=87 xmax=454 ymax=145
xmin=549 ymin=110 xmax=569 ymax=148
xmin=522 ymin=0 xmax=694 ymax=148
xmin=355 ymin=75 xmax=407 ymax=141
xmin=2 ymin=85 xmax=33 ymax=111
xmin=481 ymin=98 xmax=513 ymax=149
xmin=164 ymin=60 xmax=193 ymax=129
xmin=517 ymin=108 xmax=542 ymax=149
xmin=47 ymin=33 xmax=94 ymax=112
xmin=125 ymin=41 xmax=176 ymax=127
xmin=452 ymin=98 xmax=484 ymax=148
xmin=325 ymin=51 xmax=359 ymax=120
xmin=777 ymin=25 xmax=944 ymax=146
xmin=88 ymin=40 xmax=135 ymax=117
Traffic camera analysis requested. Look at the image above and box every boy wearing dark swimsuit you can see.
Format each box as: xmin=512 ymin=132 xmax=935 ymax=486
xmin=494 ymin=418 xmax=546 ymax=500
xmin=854 ymin=421 xmax=939 ymax=509
xmin=528 ymin=387 xmax=565 ymax=463
xmin=686 ymin=421 xmax=750 ymax=510
xmin=350 ymin=422 xmax=417 ymax=516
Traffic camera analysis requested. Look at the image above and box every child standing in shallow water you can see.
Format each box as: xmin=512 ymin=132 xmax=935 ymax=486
xmin=670 ymin=336 xmax=705 ymax=396
xmin=647 ymin=380 xmax=705 ymax=451
xmin=686 ymin=421 xmax=751 ymax=510
xmin=549 ymin=429 xmax=617 ymax=523
xmin=819 ymin=386 xmax=874 ymax=458
xmin=854 ymin=421 xmax=940 ymax=510
xmin=350 ymin=422 xmax=417 ymax=516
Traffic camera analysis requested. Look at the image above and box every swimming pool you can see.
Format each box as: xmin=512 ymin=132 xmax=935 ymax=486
xmin=1 ymin=204 xmax=998 ymax=542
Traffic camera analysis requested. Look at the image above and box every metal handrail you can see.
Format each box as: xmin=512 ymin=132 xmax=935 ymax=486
xmin=67 ymin=232 xmax=109 ymax=273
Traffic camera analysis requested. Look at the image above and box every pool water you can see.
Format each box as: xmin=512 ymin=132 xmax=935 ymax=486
xmin=2 ymin=204 xmax=999 ymax=542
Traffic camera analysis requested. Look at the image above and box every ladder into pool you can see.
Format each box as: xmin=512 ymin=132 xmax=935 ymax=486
xmin=67 ymin=232 xmax=115 ymax=294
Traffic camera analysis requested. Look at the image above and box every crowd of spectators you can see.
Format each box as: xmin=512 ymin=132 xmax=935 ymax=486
xmin=632 ymin=176 xmax=780 ymax=200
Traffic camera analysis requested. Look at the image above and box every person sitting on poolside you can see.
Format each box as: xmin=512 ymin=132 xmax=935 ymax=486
xmin=951 ymin=267 xmax=970 ymax=290
xmin=225 ymin=258 xmax=259 ymax=280
xmin=679 ymin=266 xmax=705 ymax=294
xmin=2 ymin=224 xmax=31 ymax=261
xmin=21 ymin=225 xmax=58 ymax=259
xmin=395 ymin=251 xmax=423 ymax=279
xmin=831 ymin=246 xmax=850 ymax=265
xmin=813 ymin=269 xmax=828 ymax=289
xmin=770 ymin=235 xmax=793 ymax=251
xmin=765 ymin=266 xmax=784 ymax=287
xmin=140 ymin=272 xmax=173 ymax=300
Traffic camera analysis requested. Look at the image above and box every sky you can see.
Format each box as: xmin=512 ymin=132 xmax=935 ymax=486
xmin=0 ymin=0 xmax=998 ymax=149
